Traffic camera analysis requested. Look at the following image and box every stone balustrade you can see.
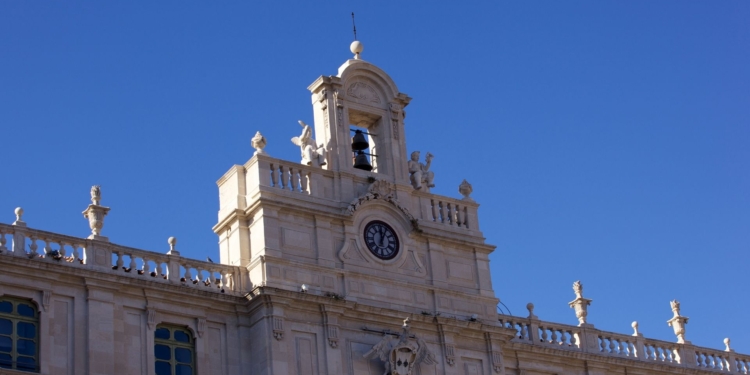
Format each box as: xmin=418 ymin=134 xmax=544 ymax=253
xmin=498 ymin=311 xmax=750 ymax=373
xmin=537 ymin=321 xmax=581 ymax=349
xmin=0 ymin=223 xmax=244 ymax=294
xmin=242 ymin=154 xmax=482 ymax=233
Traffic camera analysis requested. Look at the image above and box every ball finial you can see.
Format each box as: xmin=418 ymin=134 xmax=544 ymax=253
xmin=14 ymin=207 xmax=23 ymax=220
xmin=350 ymin=41 xmax=363 ymax=59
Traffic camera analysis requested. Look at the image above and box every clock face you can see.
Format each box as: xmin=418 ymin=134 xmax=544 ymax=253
xmin=363 ymin=220 xmax=399 ymax=260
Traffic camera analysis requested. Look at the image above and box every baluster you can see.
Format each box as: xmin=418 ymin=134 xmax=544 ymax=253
xmin=463 ymin=206 xmax=469 ymax=228
xmin=455 ymin=204 xmax=462 ymax=226
xmin=72 ymin=243 xmax=80 ymax=262
xmin=439 ymin=201 xmax=446 ymax=223
xmin=114 ymin=251 xmax=123 ymax=270
xmin=194 ymin=268 xmax=203 ymax=285
xmin=609 ymin=338 xmax=617 ymax=354
xmin=28 ymin=237 xmax=38 ymax=258
xmin=279 ymin=165 xmax=288 ymax=189
xmin=299 ymin=170 xmax=308 ymax=193
xmin=430 ymin=200 xmax=438 ymax=222
xmin=209 ymin=271 xmax=217 ymax=287
xmin=140 ymin=258 xmax=149 ymax=275
xmin=58 ymin=242 xmax=67 ymax=260
xmin=519 ymin=323 xmax=528 ymax=340
xmin=550 ymin=329 xmax=558 ymax=345
xmin=569 ymin=331 xmax=577 ymax=347
xmin=158 ymin=262 xmax=166 ymax=278
xmin=270 ymin=163 xmax=278 ymax=187
xmin=446 ymin=203 xmax=453 ymax=225
xmin=290 ymin=168 xmax=298 ymax=191
xmin=183 ymin=266 xmax=192 ymax=284
xmin=129 ymin=255 xmax=137 ymax=272
xmin=0 ymin=231 xmax=7 ymax=253
xmin=540 ymin=328 xmax=548 ymax=343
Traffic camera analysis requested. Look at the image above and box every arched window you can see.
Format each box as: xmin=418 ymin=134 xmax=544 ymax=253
xmin=154 ymin=325 xmax=195 ymax=375
xmin=0 ymin=297 xmax=39 ymax=372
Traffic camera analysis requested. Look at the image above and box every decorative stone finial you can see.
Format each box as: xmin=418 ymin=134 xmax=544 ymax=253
xmin=12 ymin=207 xmax=26 ymax=227
xmin=724 ymin=338 xmax=733 ymax=352
xmin=408 ymin=151 xmax=435 ymax=192
xmin=568 ymin=280 xmax=593 ymax=327
xmin=251 ymin=131 xmax=267 ymax=156
xmin=631 ymin=321 xmax=642 ymax=337
xmin=458 ymin=180 xmax=474 ymax=201
xmin=82 ymin=186 xmax=110 ymax=241
xmin=573 ymin=280 xmax=583 ymax=299
xmin=167 ymin=236 xmax=179 ymax=256
xmin=90 ymin=185 xmax=101 ymax=205
xmin=526 ymin=303 xmax=537 ymax=319
xmin=666 ymin=300 xmax=690 ymax=344
xmin=350 ymin=40 xmax=363 ymax=59
xmin=670 ymin=300 xmax=680 ymax=317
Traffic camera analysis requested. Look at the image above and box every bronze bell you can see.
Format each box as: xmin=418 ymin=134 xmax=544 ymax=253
xmin=351 ymin=130 xmax=369 ymax=151
xmin=353 ymin=151 xmax=373 ymax=171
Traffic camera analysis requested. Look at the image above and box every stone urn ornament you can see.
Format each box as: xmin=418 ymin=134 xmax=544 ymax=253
xmin=458 ymin=179 xmax=473 ymax=201
xmin=666 ymin=300 xmax=690 ymax=344
xmin=568 ymin=280 xmax=593 ymax=327
xmin=251 ymin=131 xmax=268 ymax=156
xmin=82 ymin=185 xmax=111 ymax=241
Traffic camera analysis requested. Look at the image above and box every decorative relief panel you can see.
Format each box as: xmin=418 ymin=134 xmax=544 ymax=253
xmin=295 ymin=333 xmax=319 ymax=375
xmin=347 ymin=82 xmax=381 ymax=104
xmin=447 ymin=261 xmax=474 ymax=281
xmin=281 ymin=227 xmax=312 ymax=252
xmin=464 ymin=358 xmax=484 ymax=375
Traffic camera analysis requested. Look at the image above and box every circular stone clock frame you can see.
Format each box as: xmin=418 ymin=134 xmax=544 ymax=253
xmin=363 ymin=220 xmax=400 ymax=261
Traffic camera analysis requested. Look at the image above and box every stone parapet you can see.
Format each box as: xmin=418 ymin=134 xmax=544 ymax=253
xmin=499 ymin=312 xmax=750 ymax=373
xmin=0 ymin=223 xmax=246 ymax=295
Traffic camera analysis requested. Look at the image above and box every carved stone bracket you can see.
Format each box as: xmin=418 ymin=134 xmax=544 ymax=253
xmin=327 ymin=325 xmax=339 ymax=348
xmin=334 ymin=90 xmax=344 ymax=130
xmin=41 ymin=291 xmax=51 ymax=312
xmin=389 ymin=102 xmax=402 ymax=140
xmin=445 ymin=344 xmax=456 ymax=366
xmin=344 ymin=180 xmax=421 ymax=232
xmin=485 ymin=332 xmax=505 ymax=375
xmin=196 ymin=317 xmax=206 ymax=338
xmin=147 ymin=309 xmax=156 ymax=331
xmin=272 ymin=316 xmax=284 ymax=340
xmin=321 ymin=305 xmax=340 ymax=349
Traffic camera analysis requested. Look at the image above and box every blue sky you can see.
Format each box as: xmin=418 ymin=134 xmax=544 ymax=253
xmin=1 ymin=2 xmax=748 ymax=353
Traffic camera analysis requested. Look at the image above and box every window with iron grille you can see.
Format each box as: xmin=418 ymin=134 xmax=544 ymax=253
xmin=0 ymin=297 xmax=39 ymax=372
xmin=154 ymin=325 xmax=195 ymax=375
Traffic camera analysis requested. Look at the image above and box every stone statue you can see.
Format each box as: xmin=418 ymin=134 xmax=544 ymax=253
xmin=408 ymin=151 xmax=434 ymax=192
xmin=251 ymin=131 xmax=267 ymax=156
xmin=291 ymin=120 xmax=326 ymax=167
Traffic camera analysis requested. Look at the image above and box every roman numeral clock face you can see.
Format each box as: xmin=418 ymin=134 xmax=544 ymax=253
xmin=363 ymin=221 xmax=399 ymax=260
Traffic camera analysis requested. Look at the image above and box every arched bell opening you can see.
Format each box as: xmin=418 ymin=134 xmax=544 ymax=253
xmin=348 ymin=109 xmax=383 ymax=173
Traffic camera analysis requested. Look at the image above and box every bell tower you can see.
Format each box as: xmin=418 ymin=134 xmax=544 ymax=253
xmin=214 ymin=41 xmax=496 ymax=322
xmin=307 ymin=41 xmax=412 ymax=184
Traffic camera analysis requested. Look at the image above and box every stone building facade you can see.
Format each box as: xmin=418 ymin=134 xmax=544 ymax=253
xmin=0 ymin=43 xmax=747 ymax=375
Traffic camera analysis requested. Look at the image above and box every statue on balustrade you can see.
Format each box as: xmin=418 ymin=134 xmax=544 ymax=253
xmin=408 ymin=151 xmax=434 ymax=192
xmin=291 ymin=120 xmax=326 ymax=167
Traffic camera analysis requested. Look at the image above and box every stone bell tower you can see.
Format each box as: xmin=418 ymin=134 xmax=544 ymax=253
xmin=213 ymin=40 xmax=496 ymax=323
xmin=307 ymin=41 xmax=412 ymax=183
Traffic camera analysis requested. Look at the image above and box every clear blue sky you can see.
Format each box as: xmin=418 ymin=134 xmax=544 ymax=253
xmin=2 ymin=2 xmax=748 ymax=353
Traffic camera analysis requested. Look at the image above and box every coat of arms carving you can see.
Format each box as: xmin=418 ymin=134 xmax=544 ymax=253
xmin=364 ymin=318 xmax=436 ymax=375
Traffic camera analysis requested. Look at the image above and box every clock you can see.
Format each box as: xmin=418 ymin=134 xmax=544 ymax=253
xmin=363 ymin=220 xmax=399 ymax=260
